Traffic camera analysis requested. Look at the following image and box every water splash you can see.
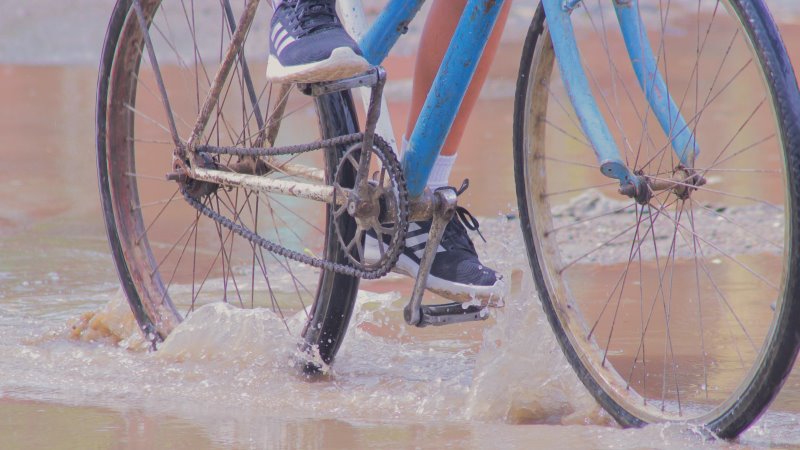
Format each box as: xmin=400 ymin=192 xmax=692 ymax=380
xmin=156 ymin=302 xmax=303 ymax=366
xmin=466 ymin=269 xmax=610 ymax=425
xmin=66 ymin=289 xmax=146 ymax=350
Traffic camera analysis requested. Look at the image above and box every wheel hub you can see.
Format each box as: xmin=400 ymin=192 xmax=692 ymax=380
xmin=648 ymin=165 xmax=707 ymax=201
xmin=619 ymin=166 xmax=707 ymax=204
xmin=166 ymin=152 xmax=220 ymax=200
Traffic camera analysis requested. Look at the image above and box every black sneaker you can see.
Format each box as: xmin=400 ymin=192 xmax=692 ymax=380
xmin=364 ymin=207 xmax=505 ymax=303
xmin=267 ymin=0 xmax=370 ymax=83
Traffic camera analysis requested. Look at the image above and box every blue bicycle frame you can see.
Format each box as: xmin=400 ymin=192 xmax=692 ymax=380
xmin=355 ymin=0 xmax=701 ymax=198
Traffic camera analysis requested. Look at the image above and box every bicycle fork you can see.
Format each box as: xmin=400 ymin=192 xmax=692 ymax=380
xmin=543 ymin=0 xmax=705 ymax=204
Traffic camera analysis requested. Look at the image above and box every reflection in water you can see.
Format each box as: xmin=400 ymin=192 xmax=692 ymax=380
xmin=569 ymin=254 xmax=782 ymax=405
xmin=0 ymin=397 xmax=751 ymax=449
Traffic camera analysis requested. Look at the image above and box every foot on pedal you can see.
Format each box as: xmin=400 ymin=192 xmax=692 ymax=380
xmin=365 ymin=207 xmax=505 ymax=304
xmin=267 ymin=0 xmax=370 ymax=83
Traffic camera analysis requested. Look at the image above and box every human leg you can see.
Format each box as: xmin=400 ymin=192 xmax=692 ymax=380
xmin=406 ymin=0 xmax=512 ymax=160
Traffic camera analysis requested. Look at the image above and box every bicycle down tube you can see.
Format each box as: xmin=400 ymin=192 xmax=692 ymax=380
xmin=358 ymin=0 xmax=506 ymax=198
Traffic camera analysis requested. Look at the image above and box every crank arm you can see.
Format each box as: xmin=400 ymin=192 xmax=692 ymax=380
xmin=404 ymin=188 xmax=456 ymax=326
xmin=403 ymin=189 xmax=490 ymax=327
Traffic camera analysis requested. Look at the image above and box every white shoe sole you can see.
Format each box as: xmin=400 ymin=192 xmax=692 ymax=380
xmin=266 ymin=47 xmax=371 ymax=83
xmin=364 ymin=235 xmax=506 ymax=303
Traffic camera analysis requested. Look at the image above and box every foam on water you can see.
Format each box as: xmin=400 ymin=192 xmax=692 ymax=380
xmin=156 ymin=303 xmax=303 ymax=365
xmin=69 ymin=278 xmax=606 ymax=426
xmin=39 ymin=215 xmax=672 ymax=430
xmin=41 ymin=285 xmax=763 ymax=448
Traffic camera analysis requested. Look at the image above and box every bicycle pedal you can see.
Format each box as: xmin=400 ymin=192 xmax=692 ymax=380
xmin=298 ymin=66 xmax=385 ymax=97
xmin=414 ymin=302 xmax=490 ymax=328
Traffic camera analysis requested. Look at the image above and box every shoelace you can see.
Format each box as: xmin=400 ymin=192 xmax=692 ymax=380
xmin=284 ymin=0 xmax=339 ymax=37
xmin=436 ymin=179 xmax=486 ymax=254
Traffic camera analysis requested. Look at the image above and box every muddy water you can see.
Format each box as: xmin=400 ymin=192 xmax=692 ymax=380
xmin=3 ymin=3 xmax=800 ymax=449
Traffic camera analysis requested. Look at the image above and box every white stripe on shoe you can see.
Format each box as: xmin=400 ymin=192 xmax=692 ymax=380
xmin=271 ymin=23 xmax=283 ymax=42
xmin=412 ymin=245 xmax=445 ymax=260
xmin=275 ymin=28 xmax=288 ymax=44
xmin=405 ymin=233 xmax=428 ymax=249
xmin=276 ymin=35 xmax=295 ymax=55
xmin=404 ymin=223 xmax=444 ymax=259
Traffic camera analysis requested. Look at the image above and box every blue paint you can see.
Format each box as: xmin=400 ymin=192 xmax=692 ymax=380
xmin=562 ymin=0 xmax=583 ymax=12
xmin=541 ymin=0 xmax=636 ymax=186
xmin=358 ymin=0 xmax=426 ymax=66
xmin=615 ymin=2 xmax=700 ymax=166
xmin=356 ymin=0 xmax=693 ymax=197
xmin=402 ymin=0 xmax=506 ymax=197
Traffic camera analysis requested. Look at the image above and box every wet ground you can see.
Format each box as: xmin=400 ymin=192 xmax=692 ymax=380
xmin=3 ymin=1 xmax=800 ymax=449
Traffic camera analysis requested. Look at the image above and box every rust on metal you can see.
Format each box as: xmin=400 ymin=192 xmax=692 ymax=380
xmin=258 ymin=83 xmax=293 ymax=149
xmin=192 ymin=167 xmax=341 ymax=205
xmin=267 ymin=161 xmax=326 ymax=182
xmin=186 ymin=0 xmax=260 ymax=157
xmin=407 ymin=189 xmax=436 ymax=222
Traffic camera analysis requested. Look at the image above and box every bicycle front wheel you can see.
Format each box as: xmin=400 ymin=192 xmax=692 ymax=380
xmin=514 ymin=0 xmax=800 ymax=437
xmin=96 ymin=0 xmax=361 ymax=369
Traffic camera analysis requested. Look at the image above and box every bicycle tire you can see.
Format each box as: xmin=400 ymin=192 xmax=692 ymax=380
xmin=96 ymin=0 xmax=360 ymax=370
xmin=514 ymin=0 xmax=800 ymax=438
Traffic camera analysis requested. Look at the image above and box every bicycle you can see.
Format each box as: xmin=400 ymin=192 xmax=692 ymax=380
xmin=95 ymin=0 xmax=800 ymax=439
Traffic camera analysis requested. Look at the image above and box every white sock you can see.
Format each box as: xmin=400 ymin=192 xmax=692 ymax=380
xmin=401 ymin=136 xmax=457 ymax=191
xmin=427 ymin=154 xmax=457 ymax=192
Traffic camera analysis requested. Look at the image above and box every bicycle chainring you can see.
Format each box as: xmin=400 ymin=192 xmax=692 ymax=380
xmin=332 ymin=136 xmax=409 ymax=275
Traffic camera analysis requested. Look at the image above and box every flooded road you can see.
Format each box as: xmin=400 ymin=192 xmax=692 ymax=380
xmin=3 ymin=1 xmax=800 ymax=448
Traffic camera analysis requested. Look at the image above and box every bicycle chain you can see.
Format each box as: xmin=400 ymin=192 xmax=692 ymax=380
xmin=180 ymin=132 xmax=408 ymax=280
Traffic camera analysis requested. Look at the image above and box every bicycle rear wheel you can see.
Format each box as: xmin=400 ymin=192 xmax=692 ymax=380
xmin=96 ymin=0 xmax=361 ymax=369
xmin=515 ymin=0 xmax=800 ymax=437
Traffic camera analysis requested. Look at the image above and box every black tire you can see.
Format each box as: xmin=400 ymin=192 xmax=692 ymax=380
xmin=514 ymin=0 xmax=800 ymax=438
xmin=96 ymin=0 xmax=360 ymax=369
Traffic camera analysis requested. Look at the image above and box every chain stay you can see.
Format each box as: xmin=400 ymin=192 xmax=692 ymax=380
xmin=182 ymin=133 xmax=406 ymax=280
